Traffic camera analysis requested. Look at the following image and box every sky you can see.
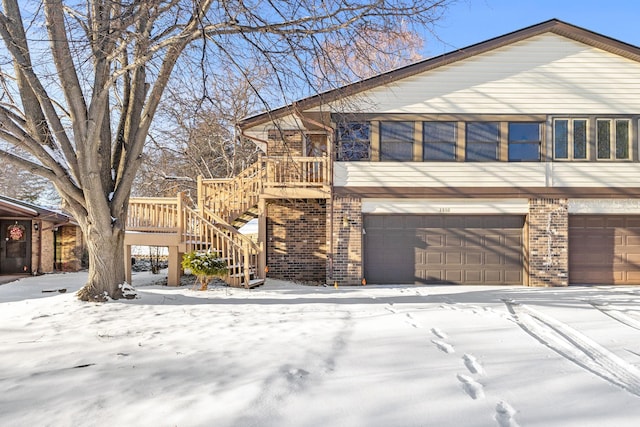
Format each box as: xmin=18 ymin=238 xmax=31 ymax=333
xmin=425 ymin=0 xmax=640 ymax=56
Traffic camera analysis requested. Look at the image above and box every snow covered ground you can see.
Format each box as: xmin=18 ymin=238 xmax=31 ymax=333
xmin=2 ymin=272 xmax=640 ymax=427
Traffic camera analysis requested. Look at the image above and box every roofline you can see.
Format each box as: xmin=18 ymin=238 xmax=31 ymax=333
xmin=0 ymin=195 xmax=72 ymax=220
xmin=239 ymin=19 xmax=640 ymax=129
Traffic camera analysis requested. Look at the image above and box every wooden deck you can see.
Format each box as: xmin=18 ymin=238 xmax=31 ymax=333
xmin=125 ymin=155 xmax=330 ymax=288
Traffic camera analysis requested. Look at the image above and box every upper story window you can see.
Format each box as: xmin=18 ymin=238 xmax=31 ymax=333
xmin=380 ymin=121 xmax=414 ymax=161
xmin=337 ymin=122 xmax=370 ymax=161
xmin=554 ymin=117 xmax=632 ymax=160
xmin=508 ymin=123 xmax=541 ymax=161
xmin=423 ymin=122 xmax=456 ymax=161
xmin=554 ymin=119 xmax=587 ymax=160
xmin=597 ymin=119 xmax=630 ymax=160
xmin=466 ymin=122 xmax=499 ymax=161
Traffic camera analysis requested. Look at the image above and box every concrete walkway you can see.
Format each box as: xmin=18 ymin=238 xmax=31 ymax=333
xmin=0 ymin=275 xmax=28 ymax=285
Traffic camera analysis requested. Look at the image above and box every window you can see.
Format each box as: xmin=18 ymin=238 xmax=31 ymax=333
xmin=423 ymin=122 xmax=456 ymax=161
xmin=508 ymin=123 xmax=541 ymax=161
xmin=553 ymin=119 xmax=587 ymax=160
xmin=466 ymin=122 xmax=499 ymax=161
xmin=337 ymin=122 xmax=370 ymax=161
xmin=597 ymin=119 xmax=630 ymax=160
xmin=380 ymin=121 xmax=414 ymax=161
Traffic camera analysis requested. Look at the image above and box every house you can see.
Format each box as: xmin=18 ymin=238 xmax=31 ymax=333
xmin=232 ymin=19 xmax=640 ymax=287
xmin=0 ymin=195 xmax=84 ymax=276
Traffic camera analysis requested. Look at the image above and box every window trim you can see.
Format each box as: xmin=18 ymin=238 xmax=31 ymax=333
xmin=596 ymin=118 xmax=631 ymax=161
xmin=336 ymin=121 xmax=371 ymax=161
xmin=552 ymin=118 xmax=589 ymax=161
xmin=422 ymin=121 xmax=457 ymax=161
xmin=379 ymin=121 xmax=415 ymax=162
xmin=465 ymin=122 xmax=500 ymax=162
xmin=507 ymin=122 xmax=542 ymax=162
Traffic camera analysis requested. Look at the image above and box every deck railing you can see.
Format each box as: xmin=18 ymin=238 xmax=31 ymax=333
xmin=127 ymin=193 xmax=262 ymax=288
xmin=198 ymin=154 xmax=330 ymax=223
xmin=127 ymin=196 xmax=184 ymax=232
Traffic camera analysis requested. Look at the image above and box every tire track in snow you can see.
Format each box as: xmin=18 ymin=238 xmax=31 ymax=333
xmin=504 ymin=299 xmax=640 ymax=397
xmin=588 ymin=301 xmax=640 ymax=331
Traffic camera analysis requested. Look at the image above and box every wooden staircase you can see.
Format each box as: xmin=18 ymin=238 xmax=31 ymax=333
xmin=126 ymin=193 xmax=263 ymax=288
xmin=126 ymin=154 xmax=330 ymax=288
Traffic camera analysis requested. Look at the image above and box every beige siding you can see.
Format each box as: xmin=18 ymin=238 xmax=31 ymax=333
xmin=550 ymin=163 xmax=640 ymax=187
xmin=334 ymin=162 xmax=547 ymax=187
xmin=334 ymin=162 xmax=640 ymax=189
xmin=316 ymin=34 xmax=640 ymax=115
xmin=362 ymin=198 xmax=529 ymax=214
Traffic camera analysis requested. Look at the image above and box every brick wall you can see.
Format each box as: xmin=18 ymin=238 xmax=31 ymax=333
xmin=327 ymin=197 xmax=362 ymax=286
xmin=528 ymin=198 xmax=568 ymax=287
xmin=39 ymin=222 xmax=55 ymax=273
xmin=266 ymin=199 xmax=326 ymax=282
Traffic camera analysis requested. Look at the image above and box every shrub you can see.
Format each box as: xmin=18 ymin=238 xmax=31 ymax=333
xmin=181 ymin=251 xmax=227 ymax=290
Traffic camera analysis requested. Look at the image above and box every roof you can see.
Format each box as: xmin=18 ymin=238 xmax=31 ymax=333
xmin=239 ymin=19 xmax=640 ymax=129
xmin=0 ymin=195 xmax=72 ymax=222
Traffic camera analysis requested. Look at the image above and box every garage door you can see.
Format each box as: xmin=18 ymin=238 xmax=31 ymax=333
xmin=569 ymin=215 xmax=640 ymax=285
xmin=363 ymin=215 xmax=524 ymax=285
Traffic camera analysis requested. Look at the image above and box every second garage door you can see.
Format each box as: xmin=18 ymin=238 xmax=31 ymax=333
xmin=569 ymin=215 xmax=640 ymax=285
xmin=363 ymin=215 xmax=524 ymax=285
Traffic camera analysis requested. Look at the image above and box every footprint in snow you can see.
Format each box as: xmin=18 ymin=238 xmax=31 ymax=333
xmin=495 ymin=400 xmax=520 ymax=427
xmin=462 ymin=353 xmax=485 ymax=376
xmin=456 ymin=374 xmax=485 ymax=400
xmin=432 ymin=339 xmax=455 ymax=354
xmin=431 ymin=327 xmax=448 ymax=339
xmin=405 ymin=313 xmax=420 ymax=328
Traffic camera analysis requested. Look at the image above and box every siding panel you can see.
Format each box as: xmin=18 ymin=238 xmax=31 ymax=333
xmin=335 ymin=162 xmax=640 ymax=189
xmin=322 ymin=34 xmax=640 ymax=115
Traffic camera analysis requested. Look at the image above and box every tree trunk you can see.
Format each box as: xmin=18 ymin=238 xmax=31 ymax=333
xmin=76 ymin=223 xmax=126 ymax=302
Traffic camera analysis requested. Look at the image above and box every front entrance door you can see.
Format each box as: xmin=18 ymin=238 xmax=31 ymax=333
xmin=0 ymin=220 xmax=31 ymax=274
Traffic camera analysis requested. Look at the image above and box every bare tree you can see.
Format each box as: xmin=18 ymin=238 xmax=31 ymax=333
xmin=314 ymin=23 xmax=425 ymax=86
xmin=134 ymin=68 xmax=262 ymax=198
xmin=0 ymin=0 xmax=453 ymax=301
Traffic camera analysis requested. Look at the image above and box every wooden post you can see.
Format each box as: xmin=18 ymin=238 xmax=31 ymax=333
xmin=197 ymin=176 xmax=203 ymax=212
xmin=244 ymin=245 xmax=250 ymax=288
xmin=176 ymin=192 xmax=184 ymax=242
xmin=124 ymin=244 xmax=132 ymax=285
xmin=168 ymin=245 xmax=180 ymax=286
xmin=258 ymin=199 xmax=267 ymax=278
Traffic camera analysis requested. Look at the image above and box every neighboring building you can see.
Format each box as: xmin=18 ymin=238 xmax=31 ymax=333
xmin=0 ymin=195 xmax=84 ymax=276
xmin=235 ymin=19 xmax=640 ymax=286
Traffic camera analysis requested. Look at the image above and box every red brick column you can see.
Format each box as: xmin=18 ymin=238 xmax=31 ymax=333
xmin=528 ymin=198 xmax=568 ymax=287
xmin=327 ymin=196 xmax=362 ymax=285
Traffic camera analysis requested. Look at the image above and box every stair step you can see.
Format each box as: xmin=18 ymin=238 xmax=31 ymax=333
xmin=248 ymin=278 xmax=265 ymax=288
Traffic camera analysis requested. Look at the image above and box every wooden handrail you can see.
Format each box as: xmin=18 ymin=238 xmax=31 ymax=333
xmin=199 ymin=155 xmax=329 ymax=224
xmin=127 ymin=193 xmax=262 ymax=288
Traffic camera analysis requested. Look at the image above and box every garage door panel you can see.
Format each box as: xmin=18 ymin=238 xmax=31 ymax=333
xmin=484 ymin=252 xmax=501 ymax=265
xmin=425 ymin=234 xmax=443 ymax=247
xmin=464 ymin=270 xmax=482 ymax=282
xmin=365 ymin=214 xmax=523 ymax=285
xmin=446 ymin=252 xmax=462 ymax=265
xmin=485 ymin=270 xmax=501 ymax=282
xmin=570 ymin=215 xmax=640 ymax=285
xmin=445 ymin=270 xmax=462 ymax=282
xmin=445 ymin=235 xmax=462 ymax=247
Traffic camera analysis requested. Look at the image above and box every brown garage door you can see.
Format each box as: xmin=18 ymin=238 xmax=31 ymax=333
xmin=569 ymin=215 xmax=640 ymax=285
xmin=363 ymin=215 xmax=524 ymax=285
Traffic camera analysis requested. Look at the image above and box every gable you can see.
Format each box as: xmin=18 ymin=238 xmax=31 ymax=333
xmin=314 ymin=33 xmax=640 ymax=115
